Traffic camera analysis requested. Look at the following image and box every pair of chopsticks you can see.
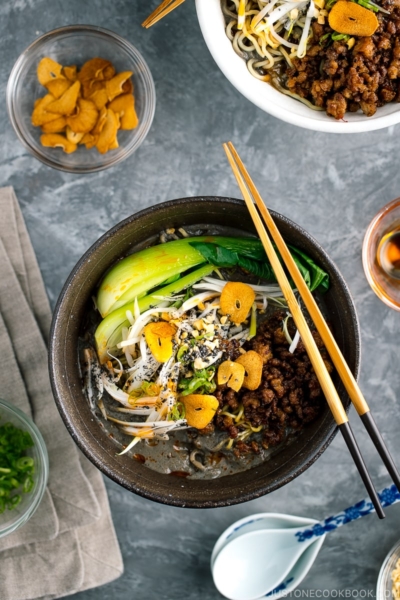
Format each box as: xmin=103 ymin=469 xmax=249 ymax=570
xmin=224 ymin=141 xmax=400 ymax=520
xmin=142 ymin=0 xmax=185 ymax=28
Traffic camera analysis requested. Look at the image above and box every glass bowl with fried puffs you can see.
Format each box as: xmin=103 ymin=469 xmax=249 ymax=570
xmin=7 ymin=25 xmax=156 ymax=173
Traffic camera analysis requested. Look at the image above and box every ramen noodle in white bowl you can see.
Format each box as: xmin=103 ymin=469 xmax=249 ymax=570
xmin=195 ymin=0 xmax=400 ymax=133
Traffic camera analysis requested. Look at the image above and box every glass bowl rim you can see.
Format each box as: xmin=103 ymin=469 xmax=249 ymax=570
xmin=6 ymin=24 xmax=156 ymax=174
xmin=376 ymin=538 xmax=400 ymax=600
xmin=362 ymin=197 xmax=400 ymax=312
xmin=0 ymin=397 xmax=49 ymax=538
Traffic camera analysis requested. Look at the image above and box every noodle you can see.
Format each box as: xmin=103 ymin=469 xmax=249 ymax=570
xmin=221 ymin=0 xmax=324 ymax=110
xmin=226 ymin=19 xmax=237 ymax=40
xmin=247 ymin=58 xmax=271 ymax=80
xmin=280 ymin=45 xmax=294 ymax=68
xmin=232 ymin=30 xmax=246 ymax=56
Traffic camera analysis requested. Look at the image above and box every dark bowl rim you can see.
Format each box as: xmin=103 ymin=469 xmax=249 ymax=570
xmin=49 ymin=196 xmax=361 ymax=507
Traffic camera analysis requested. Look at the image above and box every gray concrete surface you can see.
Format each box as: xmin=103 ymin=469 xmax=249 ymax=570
xmin=1 ymin=0 xmax=400 ymax=598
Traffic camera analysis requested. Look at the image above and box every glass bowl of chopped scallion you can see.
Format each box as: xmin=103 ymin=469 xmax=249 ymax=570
xmin=0 ymin=398 xmax=48 ymax=538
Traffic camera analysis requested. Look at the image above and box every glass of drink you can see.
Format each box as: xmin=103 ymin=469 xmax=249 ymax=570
xmin=363 ymin=198 xmax=400 ymax=311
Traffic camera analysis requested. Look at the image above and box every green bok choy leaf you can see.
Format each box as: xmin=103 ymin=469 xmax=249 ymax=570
xmin=189 ymin=240 xmax=329 ymax=293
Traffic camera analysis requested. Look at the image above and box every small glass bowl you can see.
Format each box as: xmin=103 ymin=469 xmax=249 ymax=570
xmin=7 ymin=25 xmax=156 ymax=173
xmin=362 ymin=198 xmax=400 ymax=311
xmin=377 ymin=539 xmax=400 ymax=600
xmin=0 ymin=398 xmax=49 ymax=539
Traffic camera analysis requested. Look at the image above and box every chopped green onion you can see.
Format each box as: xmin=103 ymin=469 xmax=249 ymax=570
xmin=0 ymin=420 xmax=35 ymax=513
xmin=168 ymin=402 xmax=186 ymax=422
xmin=331 ymin=33 xmax=350 ymax=41
xmin=357 ymin=0 xmax=379 ymax=10
xmin=177 ymin=345 xmax=189 ymax=362
xmin=319 ymin=33 xmax=331 ymax=45
xmin=16 ymin=456 xmax=34 ymax=472
xmin=129 ymin=381 xmax=160 ymax=400
xmin=178 ymin=367 xmax=216 ymax=396
xmin=248 ymin=303 xmax=257 ymax=340
xmin=7 ymin=494 xmax=21 ymax=509
xmin=23 ymin=476 xmax=34 ymax=494
xmin=179 ymin=377 xmax=207 ymax=395
xmin=363 ymin=0 xmax=390 ymax=13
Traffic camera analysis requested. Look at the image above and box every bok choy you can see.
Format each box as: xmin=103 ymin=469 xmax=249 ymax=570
xmin=97 ymin=239 xmax=205 ymax=318
xmin=94 ymin=235 xmax=330 ymax=362
xmin=190 ymin=241 xmax=329 ymax=293
xmin=96 ymin=236 xmax=276 ymax=318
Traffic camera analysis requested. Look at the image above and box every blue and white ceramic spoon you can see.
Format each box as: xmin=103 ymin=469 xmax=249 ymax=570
xmin=213 ymin=484 xmax=400 ymax=600
xmin=211 ymin=513 xmax=326 ymax=599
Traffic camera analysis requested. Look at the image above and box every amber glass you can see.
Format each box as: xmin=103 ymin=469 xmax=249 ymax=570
xmin=362 ymin=198 xmax=400 ymax=311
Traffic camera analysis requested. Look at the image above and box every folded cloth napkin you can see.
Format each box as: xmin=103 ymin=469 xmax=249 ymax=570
xmin=0 ymin=187 xmax=123 ymax=599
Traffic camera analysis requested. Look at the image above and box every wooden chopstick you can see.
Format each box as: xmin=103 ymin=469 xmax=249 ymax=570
xmin=142 ymin=0 xmax=171 ymax=26
xmin=226 ymin=141 xmax=400 ymax=495
xmin=223 ymin=141 xmax=385 ymax=519
xmin=142 ymin=0 xmax=186 ymax=28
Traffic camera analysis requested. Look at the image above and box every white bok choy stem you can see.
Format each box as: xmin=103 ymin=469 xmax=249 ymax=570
xmin=196 ymin=276 xmax=282 ymax=293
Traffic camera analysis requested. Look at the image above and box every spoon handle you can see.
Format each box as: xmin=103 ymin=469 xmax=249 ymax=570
xmin=295 ymin=484 xmax=400 ymax=542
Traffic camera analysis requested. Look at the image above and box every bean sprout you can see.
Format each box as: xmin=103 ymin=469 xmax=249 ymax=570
xmin=221 ymin=0 xmax=325 ymax=110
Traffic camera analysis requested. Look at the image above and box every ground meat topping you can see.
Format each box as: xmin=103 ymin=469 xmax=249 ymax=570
xmin=214 ymin=311 xmax=333 ymax=455
xmin=284 ymin=2 xmax=400 ymax=119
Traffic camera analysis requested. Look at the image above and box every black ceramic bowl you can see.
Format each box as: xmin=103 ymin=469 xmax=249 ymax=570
xmin=49 ymin=197 xmax=360 ymax=508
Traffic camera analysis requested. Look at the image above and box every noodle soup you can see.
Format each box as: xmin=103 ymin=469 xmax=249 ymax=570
xmin=222 ymin=0 xmax=400 ymax=120
xmin=80 ymin=225 xmax=332 ymax=479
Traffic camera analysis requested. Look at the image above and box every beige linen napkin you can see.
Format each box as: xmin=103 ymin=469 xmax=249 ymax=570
xmin=0 ymin=187 xmax=123 ymax=599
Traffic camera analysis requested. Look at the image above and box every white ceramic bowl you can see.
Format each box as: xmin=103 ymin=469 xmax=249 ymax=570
xmin=195 ymin=0 xmax=400 ymax=133
xmin=211 ymin=513 xmax=326 ymax=599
